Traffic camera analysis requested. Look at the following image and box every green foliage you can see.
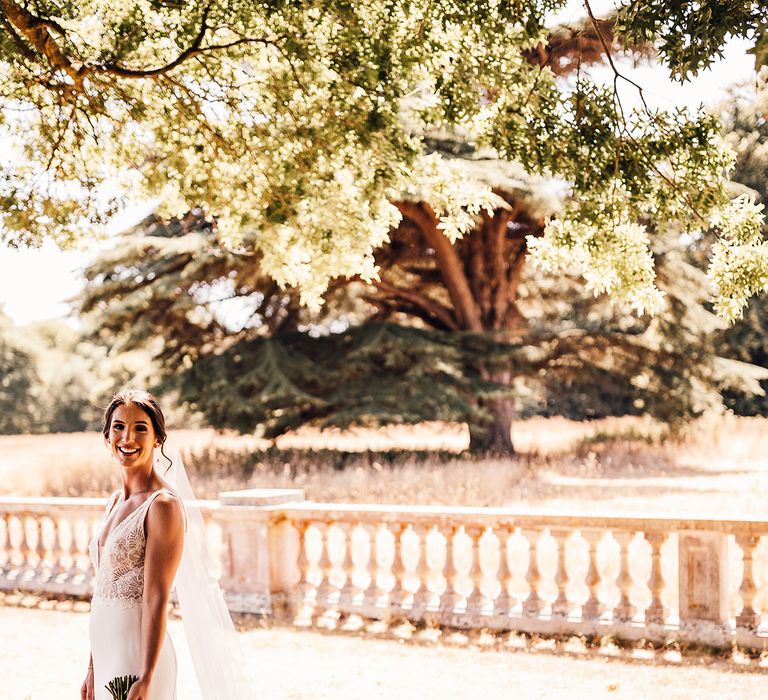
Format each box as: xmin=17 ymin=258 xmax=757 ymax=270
xmin=25 ymin=320 xmax=96 ymax=432
xmin=162 ymin=267 xmax=756 ymax=437
xmin=712 ymin=72 xmax=768 ymax=414
xmin=37 ymin=1 xmax=768 ymax=444
xmin=716 ymin=296 xmax=768 ymax=415
xmin=164 ymin=323 xmax=519 ymax=439
xmin=0 ymin=311 xmax=187 ymax=434
xmin=616 ymin=0 xmax=767 ymax=78
xmin=721 ymin=72 xmax=768 ymax=208
xmin=0 ymin=0 xmax=765 ymax=317
xmin=0 ymin=315 xmax=91 ymax=434
xmin=0 ymin=313 xmax=42 ymax=433
xmin=516 ymin=246 xmax=765 ymax=424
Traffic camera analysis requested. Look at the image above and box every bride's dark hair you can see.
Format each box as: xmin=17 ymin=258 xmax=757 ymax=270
xmin=102 ymin=389 xmax=173 ymax=475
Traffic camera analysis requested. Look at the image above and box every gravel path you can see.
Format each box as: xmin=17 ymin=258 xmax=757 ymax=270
xmin=1 ymin=603 xmax=765 ymax=700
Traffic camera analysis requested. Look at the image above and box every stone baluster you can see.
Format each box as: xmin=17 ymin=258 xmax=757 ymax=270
xmin=389 ymin=523 xmax=408 ymax=610
xmin=315 ymin=520 xmax=337 ymax=608
xmin=523 ymin=528 xmax=543 ymax=616
xmin=736 ymin=534 xmax=760 ymax=630
xmin=48 ymin=516 xmax=67 ymax=582
xmin=581 ymin=530 xmax=603 ymax=620
xmin=551 ymin=529 xmax=571 ymax=618
xmin=33 ymin=515 xmax=48 ymax=579
xmin=412 ymin=524 xmax=433 ymax=614
xmin=293 ymin=521 xmax=311 ymax=609
xmin=613 ymin=531 xmax=635 ymax=622
xmin=339 ymin=522 xmax=358 ymax=608
xmin=0 ymin=513 xmax=11 ymax=576
xmin=466 ymin=525 xmax=486 ymax=615
xmin=439 ymin=524 xmax=460 ymax=613
xmin=66 ymin=517 xmax=83 ymax=582
xmin=363 ymin=523 xmax=383 ymax=607
xmin=494 ymin=526 xmax=514 ymax=617
xmin=18 ymin=513 xmax=33 ymax=582
xmin=644 ymin=531 xmax=667 ymax=624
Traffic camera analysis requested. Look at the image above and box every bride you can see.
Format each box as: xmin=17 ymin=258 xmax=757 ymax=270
xmin=82 ymin=389 xmax=252 ymax=700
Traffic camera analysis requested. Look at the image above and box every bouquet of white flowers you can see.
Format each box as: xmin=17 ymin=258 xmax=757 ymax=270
xmin=105 ymin=674 xmax=139 ymax=699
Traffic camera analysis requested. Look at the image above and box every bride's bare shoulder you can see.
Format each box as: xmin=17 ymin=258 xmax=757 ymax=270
xmin=145 ymin=490 xmax=185 ymax=536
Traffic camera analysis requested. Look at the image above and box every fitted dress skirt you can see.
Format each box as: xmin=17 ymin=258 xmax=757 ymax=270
xmin=89 ymin=601 xmax=177 ymax=700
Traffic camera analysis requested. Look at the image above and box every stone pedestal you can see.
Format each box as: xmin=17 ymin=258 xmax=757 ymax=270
xmin=678 ymin=531 xmax=729 ymax=642
xmin=215 ymin=488 xmax=304 ymax=614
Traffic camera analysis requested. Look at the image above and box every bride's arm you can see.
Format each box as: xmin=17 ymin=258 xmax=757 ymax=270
xmin=136 ymin=494 xmax=185 ymax=687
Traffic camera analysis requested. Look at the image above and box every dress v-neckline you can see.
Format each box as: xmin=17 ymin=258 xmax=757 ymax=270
xmin=97 ymin=491 xmax=161 ymax=551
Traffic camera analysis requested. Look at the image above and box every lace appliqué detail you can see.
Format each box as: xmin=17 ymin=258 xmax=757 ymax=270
xmin=89 ymin=490 xmax=168 ymax=610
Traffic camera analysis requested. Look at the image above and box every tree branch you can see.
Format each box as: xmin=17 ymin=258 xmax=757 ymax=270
xmin=1 ymin=0 xmax=86 ymax=88
xmin=581 ymin=0 xmax=709 ymax=225
xmin=2 ymin=1 xmax=279 ymax=88
xmin=489 ymin=208 xmax=512 ymax=330
xmin=395 ymin=201 xmax=484 ymax=332
xmin=97 ymin=3 xmax=211 ymax=79
xmin=582 ymin=0 xmax=650 ymax=113
xmin=465 ymin=217 xmax=485 ymax=316
xmin=0 ymin=11 xmax=35 ymax=60
xmin=371 ymin=278 xmax=459 ymax=331
xmin=98 ymin=30 xmax=280 ymax=79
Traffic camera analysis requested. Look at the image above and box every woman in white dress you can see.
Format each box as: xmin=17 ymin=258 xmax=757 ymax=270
xmin=82 ymin=390 xmax=186 ymax=700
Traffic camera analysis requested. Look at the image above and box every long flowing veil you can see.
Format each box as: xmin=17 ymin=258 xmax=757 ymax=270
xmin=156 ymin=444 xmax=255 ymax=698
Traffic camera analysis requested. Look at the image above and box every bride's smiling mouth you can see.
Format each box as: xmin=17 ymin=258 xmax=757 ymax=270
xmin=117 ymin=445 xmax=141 ymax=456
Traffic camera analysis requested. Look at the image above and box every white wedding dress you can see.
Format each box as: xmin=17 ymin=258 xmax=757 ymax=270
xmin=87 ymin=489 xmax=182 ymax=700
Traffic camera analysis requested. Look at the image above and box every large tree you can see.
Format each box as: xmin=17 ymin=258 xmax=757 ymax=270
xmin=73 ymin=5 xmax=768 ymax=451
xmin=2 ymin=0 xmax=768 ymax=320
xmin=79 ymin=192 xmax=765 ymax=451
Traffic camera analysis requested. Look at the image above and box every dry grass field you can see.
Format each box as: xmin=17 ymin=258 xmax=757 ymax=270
xmin=1 ymin=414 xmax=766 ymax=515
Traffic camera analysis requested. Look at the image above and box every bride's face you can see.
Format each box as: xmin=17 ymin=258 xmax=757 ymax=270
xmin=105 ymin=402 xmax=159 ymax=470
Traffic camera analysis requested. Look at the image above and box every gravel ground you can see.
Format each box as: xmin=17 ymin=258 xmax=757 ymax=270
xmin=1 ymin=603 xmax=765 ymax=700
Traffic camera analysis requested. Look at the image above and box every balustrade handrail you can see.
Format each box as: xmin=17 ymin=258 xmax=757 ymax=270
xmin=269 ymin=502 xmax=768 ymax=534
xmin=2 ymin=496 xmax=766 ymax=532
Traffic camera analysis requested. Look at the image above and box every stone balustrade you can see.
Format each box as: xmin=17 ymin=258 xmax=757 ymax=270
xmin=2 ymin=490 xmax=768 ymax=649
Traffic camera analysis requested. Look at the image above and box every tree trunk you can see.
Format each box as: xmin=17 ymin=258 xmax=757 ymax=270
xmin=468 ymin=396 xmax=515 ymax=454
xmin=468 ymin=394 xmax=515 ymax=455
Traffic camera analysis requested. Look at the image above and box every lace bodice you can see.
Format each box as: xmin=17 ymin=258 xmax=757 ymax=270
xmin=88 ymin=488 xmax=178 ymax=610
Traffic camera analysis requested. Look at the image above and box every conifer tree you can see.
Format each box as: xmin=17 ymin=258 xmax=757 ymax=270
xmin=80 ymin=190 xmax=765 ymax=451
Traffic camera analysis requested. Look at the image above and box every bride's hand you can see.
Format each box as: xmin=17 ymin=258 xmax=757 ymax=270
xmin=126 ymin=677 xmax=151 ymax=700
xmin=80 ymin=667 xmax=94 ymax=700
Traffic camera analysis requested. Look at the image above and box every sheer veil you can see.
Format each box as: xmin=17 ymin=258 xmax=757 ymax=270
xmin=155 ymin=443 xmax=255 ymax=698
